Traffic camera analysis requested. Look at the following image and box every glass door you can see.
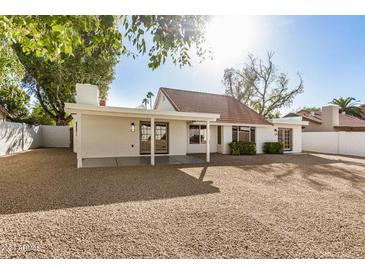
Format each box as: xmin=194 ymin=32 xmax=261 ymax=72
xmin=278 ymin=128 xmax=293 ymax=151
xmin=140 ymin=121 xmax=169 ymax=154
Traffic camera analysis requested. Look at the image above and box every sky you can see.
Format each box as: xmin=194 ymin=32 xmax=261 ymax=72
xmin=108 ymin=16 xmax=365 ymax=115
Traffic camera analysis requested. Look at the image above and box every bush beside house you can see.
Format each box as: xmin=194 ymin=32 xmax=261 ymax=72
xmin=263 ymin=142 xmax=284 ymax=154
xmin=229 ymin=141 xmax=256 ymax=155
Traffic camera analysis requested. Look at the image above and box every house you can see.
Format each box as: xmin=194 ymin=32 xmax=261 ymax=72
xmin=65 ymin=84 xmax=308 ymax=168
xmin=285 ymin=105 xmax=365 ymax=132
xmin=0 ymin=105 xmax=11 ymax=122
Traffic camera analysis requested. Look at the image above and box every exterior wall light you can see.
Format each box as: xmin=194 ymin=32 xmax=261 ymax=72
xmin=130 ymin=122 xmax=135 ymax=132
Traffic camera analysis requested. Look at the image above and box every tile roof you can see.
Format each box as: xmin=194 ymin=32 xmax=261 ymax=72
xmin=286 ymin=110 xmax=365 ymax=128
xmin=159 ymin=87 xmax=270 ymax=125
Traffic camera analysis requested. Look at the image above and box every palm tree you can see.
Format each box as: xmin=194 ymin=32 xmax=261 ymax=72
xmin=146 ymin=91 xmax=154 ymax=109
xmin=142 ymin=98 xmax=148 ymax=108
xmin=329 ymin=97 xmax=363 ymax=118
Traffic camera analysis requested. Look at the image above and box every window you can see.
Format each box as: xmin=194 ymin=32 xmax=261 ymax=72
xmin=232 ymin=126 xmax=238 ymax=142
xmin=189 ymin=125 xmax=207 ymax=144
xmin=238 ymin=126 xmax=250 ymax=142
xmin=217 ymin=126 xmax=221 ymax=145
xmin=250 ymin=127 xmax=256 ymax=142
xmin=232 ymin=126 xmax=256 ymax=142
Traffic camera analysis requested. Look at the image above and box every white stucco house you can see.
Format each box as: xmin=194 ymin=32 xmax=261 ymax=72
xmin=65 ymin=84 xmax=308 ymax=168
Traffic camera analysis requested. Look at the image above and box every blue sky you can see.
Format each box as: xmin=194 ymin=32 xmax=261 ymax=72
xmin=108 ymin=16 xmax=365 ymax=115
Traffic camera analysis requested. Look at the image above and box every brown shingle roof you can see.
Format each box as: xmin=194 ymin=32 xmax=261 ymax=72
xmin=159 ymin=87 xmax=270 ymax=125
xmin=285 ymin=110 xmax=365 ymax=128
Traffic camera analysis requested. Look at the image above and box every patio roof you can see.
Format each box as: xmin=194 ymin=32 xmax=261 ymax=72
xmin=65 ymin=103 xmax=220 ymax=121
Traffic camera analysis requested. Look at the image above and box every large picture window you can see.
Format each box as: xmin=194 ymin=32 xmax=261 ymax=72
xmin=232 ymin=126 xmax=256 ymax=142
xmin=189 ymin=125 xmax=207 ymax=144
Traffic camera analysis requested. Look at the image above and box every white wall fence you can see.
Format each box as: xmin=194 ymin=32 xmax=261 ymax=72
xmin=302 ymin=132 xmax=365 ymax=157
xmin=0 ymin=121 xmax=70 ymax=156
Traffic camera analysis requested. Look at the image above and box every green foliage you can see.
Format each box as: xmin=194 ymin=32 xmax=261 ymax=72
xmin=0 ymin=16 xmax=123 ymax=63
xmin=229 ymin=142 xmax=241 ymax=155
xmin=29 ymin=103 xmax=55 ymax=125
xmin=0 ymin=43 xmax=30 ymax=121
xmin=0 ymin=15 xmax=210 ymax=68
xmin=329 ymin=97 xmax=363 ymax=118
xmin=122 ymin=16 xmax=211 ymax=69
xmin=224 ymin=52 xmax=304 ymax=118
xmin=229 ymin=141 xmax=256 ymax=155
xmin=263 ymin=142 xmax=284 ymax=154
xmin=146 ymin=91 xmax=154 ymax=109
xmin=0 ymin=15 xmax=210 ymax=125
xmin=9 ymin=16 xmax=122 ymax=125
xmin=298 ymin=106 xmax=320 ymax=112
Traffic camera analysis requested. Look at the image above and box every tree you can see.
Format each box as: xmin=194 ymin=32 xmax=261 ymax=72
xmin=29 ymin=103 xmax=55 ymax=125
xmin=223 ymin=52 xmax=304 ymax=118
xmin=1 ymin=16 xmax=210 ymax=125
xmin=1 ymin=16 xmax=210 ymax=67
xmin=142 ymin=98 xmax=148 ymax=108
xmin=0 ymin=43 xmax=30 ymax=121
xmin=146 ymin=91 xmax=154 ymax=109
xmin=297 ymin=106 xmax=320 ymax=112
xmin=329 ymin=97 xmax=363 ymax=118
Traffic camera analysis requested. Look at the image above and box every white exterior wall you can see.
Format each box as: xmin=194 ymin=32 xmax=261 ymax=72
xmin=187 ymin=125 xmax=217 ymax=154
xmin=303 ymin=132 xmax=365 ymax=157
xmin=217 ymin=125 xmax=232 ymax=154
xmin=255 ymin=127 xmax=277 ymax=153
xmin=0 ymin=121 xmax=69 ymax=156
xmin=81 ymin=114 xmax=187 ymax=158
xmin=154 ymin=93 xmax=176 ymax=111
xmin=271 ymin=124 xmax=303 ymax=153
xmin=41 ymin=125 xmax=70 ymax=148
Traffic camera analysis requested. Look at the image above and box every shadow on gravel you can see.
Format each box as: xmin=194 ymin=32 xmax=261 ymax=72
xmin=1 ymin=149 xmax=365 ymax=215
xmin=0 ymin=149 xmax=219 ymax=215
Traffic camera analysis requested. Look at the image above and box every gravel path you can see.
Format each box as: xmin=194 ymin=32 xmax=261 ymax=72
xmin=0 ymin=149 xmax=364 ymax=258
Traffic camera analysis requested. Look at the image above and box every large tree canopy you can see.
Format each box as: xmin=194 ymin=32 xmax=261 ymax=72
xmin=0 ymin=15 xmax=210 ymax=125
xmin=223 ymin=52 xmax=304 ymax=118
xmin=0 ymin=43 xmax=29 ymax=121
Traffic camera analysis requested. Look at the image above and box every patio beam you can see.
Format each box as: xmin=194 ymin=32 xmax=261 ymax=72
xmin=206 ymin=120 xmax=210 ymax=163
xmin=151 ymin=117 xmax=155 ymax=166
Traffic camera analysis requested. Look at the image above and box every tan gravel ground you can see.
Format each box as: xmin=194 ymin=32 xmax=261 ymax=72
xmin=0 ymin=148 xmax=365 ymax=258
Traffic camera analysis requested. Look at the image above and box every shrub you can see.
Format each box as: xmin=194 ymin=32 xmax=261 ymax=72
xmin=229 ymin=141 xmax=256 ymax=155
xmin=263 ymin=142 xmax=284 ymax=154
xmin=229 ymin=142 xmax=241 ymax=155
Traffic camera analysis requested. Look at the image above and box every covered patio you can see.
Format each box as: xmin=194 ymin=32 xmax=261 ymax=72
xmin=82 ymin=154 xmax=206 ymax=168
xmin=66 ymin=97 xmax=220 ymax=168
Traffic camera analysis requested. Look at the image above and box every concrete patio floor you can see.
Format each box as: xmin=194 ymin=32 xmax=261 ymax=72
xmin=82 ymin=155 xmax=206 ymax=168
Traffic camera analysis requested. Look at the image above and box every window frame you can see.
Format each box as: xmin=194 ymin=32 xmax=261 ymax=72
xmin=189 ymin=124 xmax=208 ymax=144
xmin=232 ymin=126 xmax=256 ymax=142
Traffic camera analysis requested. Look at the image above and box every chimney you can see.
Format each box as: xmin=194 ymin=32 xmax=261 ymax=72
xmin=75 ymin=84 xmax=99 ymax=106
xmin=322 ymin=105 xmax=339 ymax=130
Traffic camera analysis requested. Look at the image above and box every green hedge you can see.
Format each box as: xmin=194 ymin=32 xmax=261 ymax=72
xmin=263 ymin=142 xmax=284 ymax=154
xmin=229 ymin=141 xmax=256 ymax=155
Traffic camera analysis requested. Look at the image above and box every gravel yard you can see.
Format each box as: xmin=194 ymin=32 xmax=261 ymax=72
xmin=0 ymin=148 xmax=365 ymax=258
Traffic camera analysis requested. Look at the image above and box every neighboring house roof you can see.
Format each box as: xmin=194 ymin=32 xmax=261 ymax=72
xmin=285 ymin=110 xmax=365 ymax=128
xmin=159 ymin=87 xmax=270 ymax=125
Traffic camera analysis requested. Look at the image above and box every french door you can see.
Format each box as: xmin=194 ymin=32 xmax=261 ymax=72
xmin=140 ymin=121 xmax=169 ymax=154
xmin=278 ymin=128 xmax=293 ymax=151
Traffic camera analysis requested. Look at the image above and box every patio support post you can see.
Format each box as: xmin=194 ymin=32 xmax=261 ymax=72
xmin=151 ymin=117 xmax=155 ymax=166
xmin=77 ymin=114 xmax=82 ymax=168
xmin=206 ymin=120 xmax=210 ymax=163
